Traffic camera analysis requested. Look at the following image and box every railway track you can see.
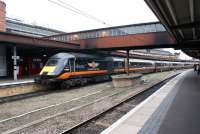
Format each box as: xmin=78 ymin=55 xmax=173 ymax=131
xmin=0 ymin=80 xmax=110 ymax=104
xmin=63 ymin=76 xmax=174 ymax=134
xmin=0 ymin=71 xmax=182 ymax=134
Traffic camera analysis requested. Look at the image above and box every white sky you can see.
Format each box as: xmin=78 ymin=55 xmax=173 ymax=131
xmin=3 ymin=0 xmax=192 ymax=59
xmin=4 ymin=0 xmax=158 ymax=32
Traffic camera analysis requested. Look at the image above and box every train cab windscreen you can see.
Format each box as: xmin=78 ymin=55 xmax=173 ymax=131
xmin=46 ymin=59 xmax=59 ymax=66
xmin=40 ymin=58 xmax=67 ymax=76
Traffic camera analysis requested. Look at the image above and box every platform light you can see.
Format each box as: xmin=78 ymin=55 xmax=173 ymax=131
xmin=43 ymin=54 xmax=47 ymax=57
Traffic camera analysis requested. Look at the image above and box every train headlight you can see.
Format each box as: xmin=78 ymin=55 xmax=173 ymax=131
xmin=48 ymin=72 xmax=55 ymax=75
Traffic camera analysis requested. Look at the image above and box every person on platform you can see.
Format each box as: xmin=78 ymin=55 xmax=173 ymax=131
xmin=193 ymin=64 xmax=197 ymax=72
xmin=196 ymin=64 xmax=200 ymax=75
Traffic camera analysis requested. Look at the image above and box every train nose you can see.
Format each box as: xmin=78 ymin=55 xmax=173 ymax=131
xmin=40 ymin=66 xmax=56 ymax=75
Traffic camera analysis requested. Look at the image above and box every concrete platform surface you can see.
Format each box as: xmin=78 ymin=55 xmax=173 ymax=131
xmin=0 ymin=78 xmax=34 ymax=87
xmin=102 ymin=70 xmax=199 ymax=134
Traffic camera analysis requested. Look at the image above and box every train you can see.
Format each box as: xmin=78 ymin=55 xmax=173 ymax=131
xmin=35 ymin=52 xmax=193 ymax=88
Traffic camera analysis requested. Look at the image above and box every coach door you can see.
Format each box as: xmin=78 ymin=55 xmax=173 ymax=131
xmin=69 ymin=58 xmax=75 ymax=72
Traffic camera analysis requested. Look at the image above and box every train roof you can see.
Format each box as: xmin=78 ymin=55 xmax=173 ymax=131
xmin=69 ymin=52 xmax=99 ymax=59
xmin=51 ymin=53 xmax=194 ymax=64
xmin=50 ymin=52 xmax=100 ymax=59
xmin=129 ymin=59 xmax=155 ymax=64
xmin=110 ymin=57 xmax=155 ymax=64
xmin=50 ymin=53 xmax=75 ymax=59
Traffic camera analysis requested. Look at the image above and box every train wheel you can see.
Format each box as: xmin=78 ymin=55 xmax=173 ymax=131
xmin=60 ymin=81 xmax=70 ymax=89
xmin=69 ymin=80 xmax=76 ymax=87
xmin=80 ymin=78 xmax=87 ymax=86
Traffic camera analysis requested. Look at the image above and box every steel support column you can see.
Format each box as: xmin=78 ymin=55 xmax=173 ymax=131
xmin=126 ymin=50 xmax=130 ymax=75
xmin=13 ymin=46 xmax=17 ymax=80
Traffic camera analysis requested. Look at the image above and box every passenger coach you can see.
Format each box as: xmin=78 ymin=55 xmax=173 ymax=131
xmin=35 ymin=52 xmax=193 ymax=88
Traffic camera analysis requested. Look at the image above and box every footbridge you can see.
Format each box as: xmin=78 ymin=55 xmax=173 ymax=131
xmin=46 ymin=22 xmax=176 ymax=50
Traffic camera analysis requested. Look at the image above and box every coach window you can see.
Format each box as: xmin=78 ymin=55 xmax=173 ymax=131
xmin=157 ymin=63 xmax=162 ymax=67
xmin=137 ymin=63 xmax=142 ymax=67
xmin=75 ymin=59 xmax=84 ymax=71
xmin=119 ymin=62 xmax=123 ymax=68
xmin=145 ymin=63 xmax=150 ymax=67
xmin=132 ymin=62 xmax=137 ymax=67
xmin=130 ymin=62 xmax=134 ymax=67
xmin=139 ymin=63 xmax=143 ymax=67
xmin=142 ymin=63 xmax=146 ymax=67
xmin=114 ymin=61 xmax=118 ymax=68
xmin=141 ymin=63 xmax=144 ymax=67
xmin=135 ymin=63 xmax=139 ymax=67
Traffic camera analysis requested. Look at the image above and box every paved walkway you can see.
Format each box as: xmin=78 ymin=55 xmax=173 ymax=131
xmin=102 ymin=70 xmax=200 ymax=134
xmin=157 ymin=70 xmax=200 ymax=134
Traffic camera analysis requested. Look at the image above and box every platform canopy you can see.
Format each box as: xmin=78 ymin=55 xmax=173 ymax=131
xmin=0 ymin=32 xmax=80 ymax=50
xmin=145 ymin=0 xmax=200 ymax=59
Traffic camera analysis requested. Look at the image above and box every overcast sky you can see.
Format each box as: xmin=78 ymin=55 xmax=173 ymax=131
xmin=3 ymin=0 xmax=192 ymax=59
xmin=4 ymin=0 xmax=159 ymax=32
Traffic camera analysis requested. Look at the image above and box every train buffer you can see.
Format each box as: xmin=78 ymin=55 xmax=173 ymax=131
xmin=101 ymin=70 xmax=200 ymax=134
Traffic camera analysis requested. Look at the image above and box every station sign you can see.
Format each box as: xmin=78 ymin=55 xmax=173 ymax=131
xmin=12 ymin=56 xmax=20 ymax=60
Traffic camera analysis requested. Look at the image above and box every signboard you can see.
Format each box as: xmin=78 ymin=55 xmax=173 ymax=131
xmin=12 ymin=56 xmax=20 ymax=60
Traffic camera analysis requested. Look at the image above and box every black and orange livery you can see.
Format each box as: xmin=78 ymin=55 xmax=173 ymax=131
xmin=35 ymin=52 xmax=193 ymax=88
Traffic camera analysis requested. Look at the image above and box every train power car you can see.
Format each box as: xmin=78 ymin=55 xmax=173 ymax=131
xmin=35 ymin=52 xmax=193 ymax=89
xmin=35 ymin=53 xmax=112 ymax=88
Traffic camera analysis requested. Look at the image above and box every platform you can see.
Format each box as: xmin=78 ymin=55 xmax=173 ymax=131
xmin=101 ymin=69 xmax=200 ymax=134
xmin=0 ymin=78 xmax=34 ymax=87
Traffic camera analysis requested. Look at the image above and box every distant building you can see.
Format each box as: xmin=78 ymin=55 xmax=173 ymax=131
xmin=132 ymin=49 xmax=173 ymax=56
xmin=129 ymin=49 xmax=180 ymax=60
xmin=0 ymin=16 xmax=66 ymax=77
xmin=6 ymin=18 xmax=65 ymax=37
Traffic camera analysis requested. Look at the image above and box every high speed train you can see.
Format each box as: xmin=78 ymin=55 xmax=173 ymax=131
xmin=35 ymin=52 xmax=193 ymax=88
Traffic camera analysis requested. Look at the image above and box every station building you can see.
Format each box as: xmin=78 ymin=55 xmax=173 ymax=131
xmin=131 ymin=49 xmax=180 ymax=60
xmin=0 ymin=0 xmax=66 ymax=79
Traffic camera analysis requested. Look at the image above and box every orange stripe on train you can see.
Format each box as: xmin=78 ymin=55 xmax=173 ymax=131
xmin=58 ymin=67 xmax=155 ymax=80
xmin=58 ymin=70 xmax=108 ymax=80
